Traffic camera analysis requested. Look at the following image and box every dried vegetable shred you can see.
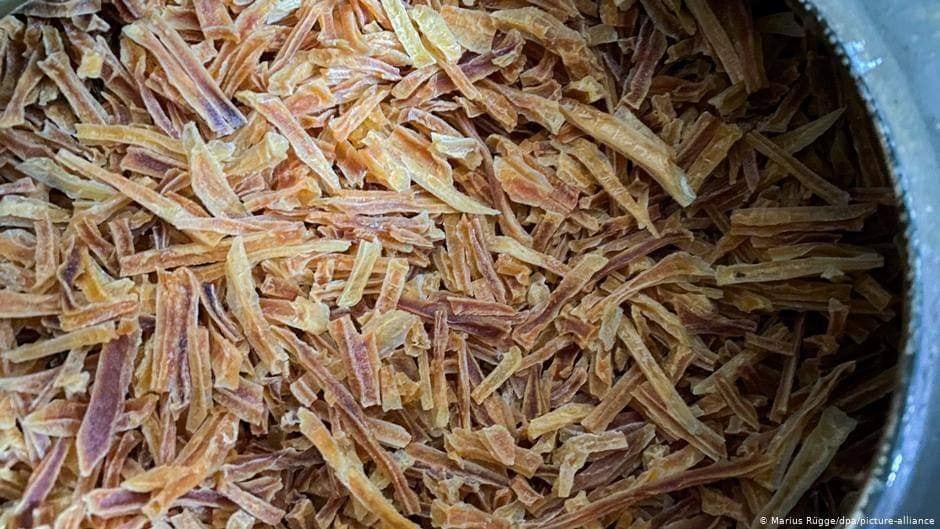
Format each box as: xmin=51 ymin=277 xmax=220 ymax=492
xmin=0 ymin=0 xmax=903 ymax=528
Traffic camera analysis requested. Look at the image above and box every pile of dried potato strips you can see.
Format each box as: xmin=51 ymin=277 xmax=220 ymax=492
xmin=0 ymin=0 xmax=903 ymax=527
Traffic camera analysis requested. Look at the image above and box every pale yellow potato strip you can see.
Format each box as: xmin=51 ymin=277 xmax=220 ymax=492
xmin=5 ymin=322 xmax=117 ymax=363
xmin=471 ymin=346 xmax=522 ymax=404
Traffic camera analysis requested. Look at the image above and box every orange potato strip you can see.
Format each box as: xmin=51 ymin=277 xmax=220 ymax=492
xmin=238 ymin=91 xmax=341 ymax=194
xmin=4 ymin=322 xmax=116 ymax=363
xmin=225 ymin=237 xmax=288 ymax=374
xmin=298 ymin=408 xmax=420 ymax=529
xmin=560 ymin=99 xmax=696 ymax=206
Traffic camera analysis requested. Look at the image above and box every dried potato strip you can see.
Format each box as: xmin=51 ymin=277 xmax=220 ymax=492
xmin=54 ymin=150 xmax=218 ymax=246
xmin=386 ymin=127 xmax=498 ymax=215
xmin=0 ymin=128 xmax=54 ymax=159
xmin=0 ymin=366 xmax=61 ymax=395
xmin=210 ymin=331 xmax=243 ymax=390
xmin=18 ymin=0 xmax=99 ymax=17
xmin=125 ymin=16 xmax=246 ymax=135
xmin=624 ymin=18 xmax=667 ymax=109
xmin=511 ymin=475 xmax=544 ymax=507
xmin=431 ymin=309 xmax=450 ymax=428
xmin=492 ymin=7 xmax=602 ymax=80
xmin=446 ymin=296 xmax=514 ymax=318
xmin=854 ymin=273 xmax=893 ymax=312
xmin=381 ymin=0 xmax=434 ymax=68
xmin=534 ymin=454 xmax=770 ymax=529
xmin=118 ymin=228 xmax=305 ymax=276
xmin=17 ymin=157 xmax=114 ymax=201
xmin=151 ymin=269 xmax=198 ymax=403
xmin=60 ymin=296 xmax=138 ymax=331
xmin=298 ymin=408 xmax=420 ymax=529
xmin=38 ymin=51 xmax=109 ymax=124
xmin=686 ymin=121 xmax=743 ymax=192
xmin=74 ymin=215 xmax=116 ymax=269
xmin=744 ymin=131 xmax=849 ymax=205
xmin=833 ymin=364 xmax=898 ymax=414
xmin=744 ymin=331 xmax=793 ymax=356
xmin=555 ymin=431 xmax=628 ymax=497
xmin=75 ymin=124 xmax=184 ymax=158
xmin=182 ymin=123 xmax=247 ymax=219
xmin=566 ymin=138 xmax=656 ymax=235
xmin=729 ymin=204 xmax=875 ymax=237
xmin=439 ymin=5 xmax=496 ymax=54
xmin=170 ymin=215 xmax=303 ymax=235
xmin=329 ymin=315 xmax=381 ymax=408
xmin=76 ymin=320 xmax=140 ymax=476
xmin=751 ymin=407 xmax=856 ymax=529
xmin=217 ymin=26 xmax=277 ymax=97
xmin=0 ymin=230 xmax=34 ymax=267
xmin=136 ymin=413 xmax=239 ymax=518
xmin=238 ymin=92 xmax=341 ymax=194
xmin=218 ymin=480 xmax=285 ymax=525
xmin=0 ymin=290 xmax=59 ymax=318
xmin=0 ymin=178 xmax=38 ymax=196
xmin=259 ymin=297 xmax=328 ymax=335
xmin=490 ymin=235 xmax=570 ymax=276
xmin=119 ymin=148 xmax=181 ymax=180
xmin=723 ymin=0 xmax=767 ymax=92
xmin=620 ymin=319 xmax=726 ymax=460
xmin=561 ymin=99 xmax=695 ymax=206
xmin=192 ymin=0 xmax=237 ymax=42
xmin=761 ymin=362 xmax=855 ymax=489
xmin=470 ymin=345 xmax=521 ymax=404
xmin=714 ymin=375 xmax=759 ymax=431
xmin=487 ymin=81 xmax=567 ymax=134
xmin=715 ymin=254 xmax=884 ymax=285
xmin=446 ymin=428 xmax=542 ymax=477
xmin=283 ymin=331 xmax=421 ymax=514
xmin=685 ymin=0 xmax=746 ymax=86
xmin=4 ymin=322 xmax=116 ymax=362
xmin=225 ymin=237 xmax=288 ymax=375
xmin=517 ymin=335 xmax=575 ymax=374
xmin=269 ymin=0 xmax=331 ymax=74
xmin=463 ymin=215 xmax=508 ymax=303
xmin=224 ymin=132 xmax=288 ymax=180
xmin=83 ymin=488 xmax=149 ymax=518
xmin=589 ymin=252 xmax=712 ymax=321
xmin=515 ymin=254 xmax=608 ymax=349
xmin=378 ymin=365 xmax=403 ymax=412
xmin=0 ymin=195 xmax=70 ymax=222
xmin=526 ymin=402 xmax=594 ymax=440
xmin=328 ymin=84 xmax=390 ymax=143
xmin=23 ymin=399 xmax=86 ymax=436
xmin=437 ymin=53 xmax=483 ymax=102
xmin=206 ymin=0 xmax=274 ymax=77
xmin=770 ymin=316 xmax=803 ymax=422
xmin=404 ymin=34 xmax=521 ymax=105
xmin=455 ymin=334 xmax=472 ymax=429
xmin=411 ymin=5 xmax=463 ymax=63
xmin=12 ymin=438 xmax=69 ymax=527
xmin=185 ymin=327 xmax=212 ymax=433
xmin=494 ymin=155 xmax=575 ymax=214
xmin=375 ymin=257 xmax=409 ymax=314
xmin=337 ymin=240 xmax=381 ymax=308
xmin=0 ymin=50 xmax=43 ymax=128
